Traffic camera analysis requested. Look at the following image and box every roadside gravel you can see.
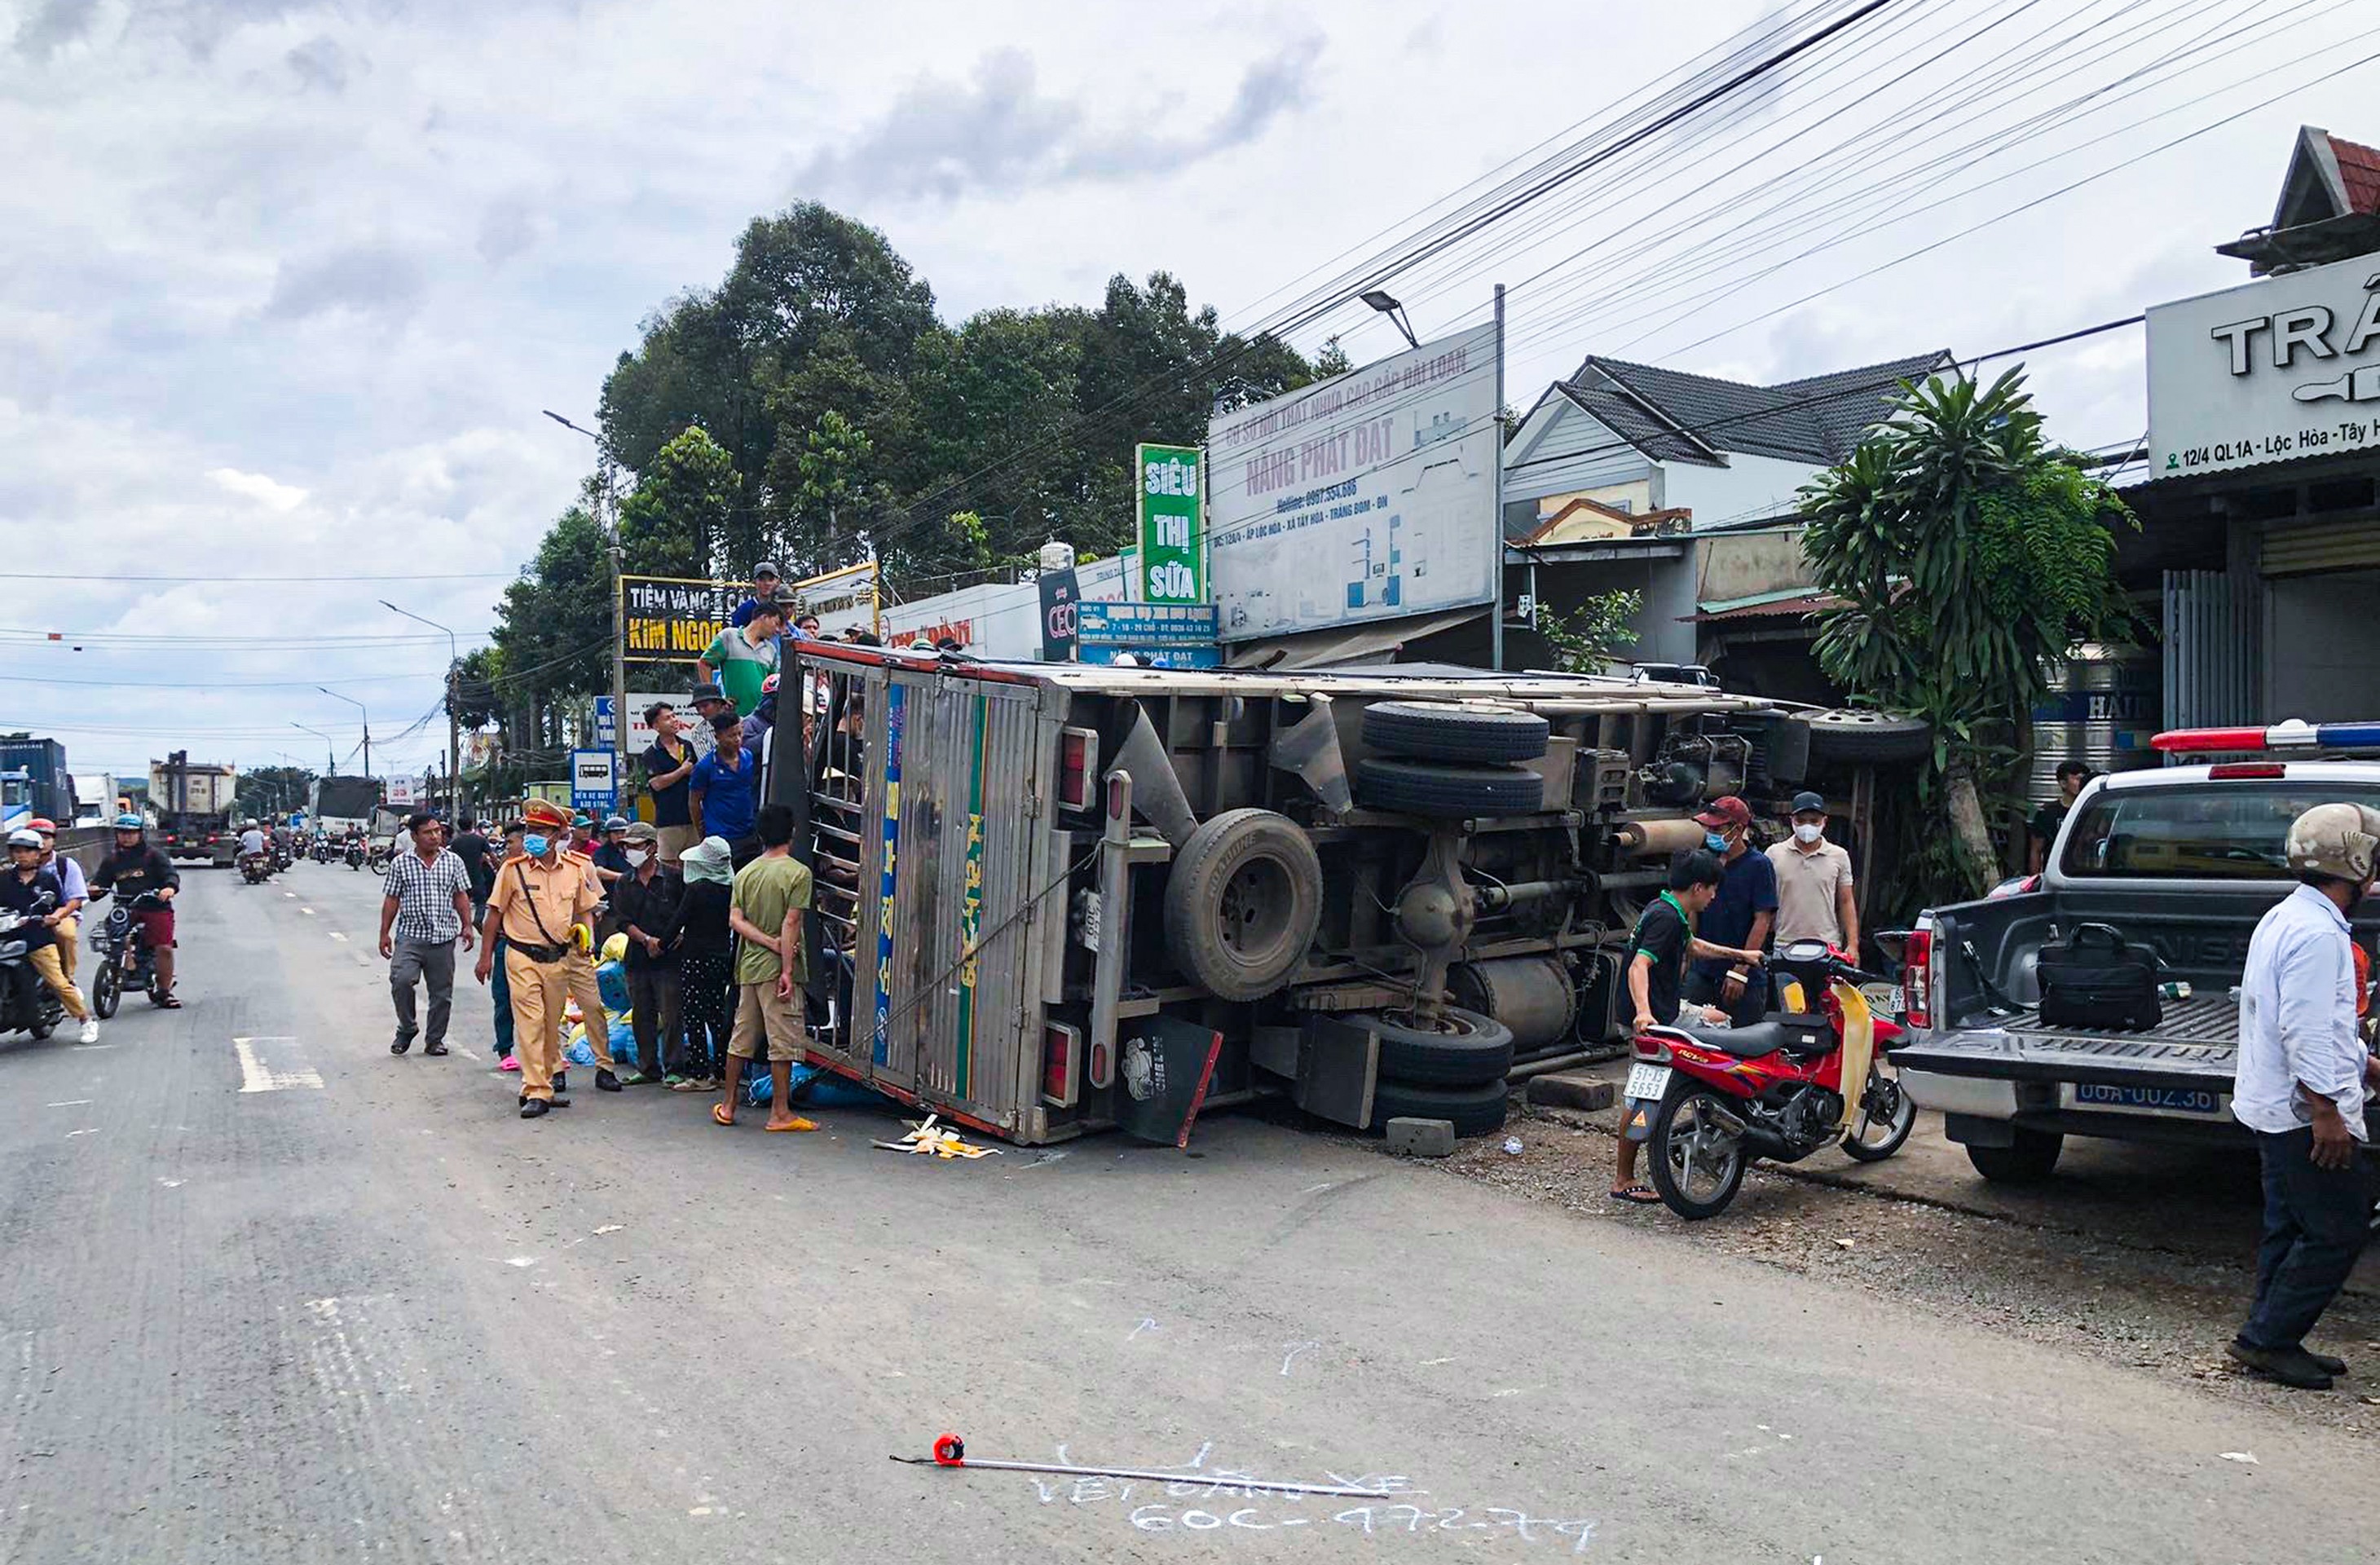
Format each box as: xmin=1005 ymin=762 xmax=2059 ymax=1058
xmin=1425 ymin=1100 xmax=2380 ymax=1435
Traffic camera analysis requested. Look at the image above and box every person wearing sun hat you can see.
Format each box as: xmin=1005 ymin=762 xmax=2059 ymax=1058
xmin=475 ymin=799 xmax=621 ymax=1116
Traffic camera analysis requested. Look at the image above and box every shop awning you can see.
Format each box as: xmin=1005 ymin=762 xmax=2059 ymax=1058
xmin=1224 ymin=606 xmax=1488 ymax=670
xmin=1684 ymin=589 xmax=1844 ymax=623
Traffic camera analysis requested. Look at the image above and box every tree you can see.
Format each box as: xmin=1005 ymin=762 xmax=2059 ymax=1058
xmin=1537 ymin=591 xmax=1643 ymax=673
xmin=1800 ymin=368 xmax=2138 ymax=899
xmin=236 ymin=764 xmax=316 ymax=818
xmin=617 ymin=425 xmax=739 ymax=580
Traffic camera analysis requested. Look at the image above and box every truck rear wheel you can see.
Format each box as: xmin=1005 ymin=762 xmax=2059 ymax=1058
xmin=1965 ymin=1128 xmax=2063 ymax=1184
xmin=1162 ymin=809 xmax=1324 ymax=1002
xmin=1362 ymin=701 xmax=1549 ymax=764
xmin=1355 ymin=758 xmax=1545 ymax=818
xmin=1368 ymin=1006 xmax=1515 ymax=1087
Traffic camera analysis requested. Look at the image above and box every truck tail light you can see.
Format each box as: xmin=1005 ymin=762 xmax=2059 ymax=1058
xmin=1057 ymin=727 xmax=1100 ymax=811
xmin=1086 ymin=1034 xmax=1115 ymax=1091
xmin=1902 ymin=919 xmax=1934 ymax=1029
xmin=1041 ymin=1021 xmax=1082 ymax=1108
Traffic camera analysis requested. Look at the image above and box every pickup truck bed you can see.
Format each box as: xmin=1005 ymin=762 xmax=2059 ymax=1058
xmin=1894 ymin=994 xmax=2239 ymax=1092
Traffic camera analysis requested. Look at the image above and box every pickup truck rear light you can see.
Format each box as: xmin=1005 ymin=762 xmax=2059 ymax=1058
xmin=1041 ymin=1021 xmax=1082 ymax=1108
xmin=1902 ymin=919 xmax=1934 ymax=1029
xmin=2208 ymin=762 xmax=2286 ymax=778
xmin=1057 ymin=727 xmax=1099 ymax=811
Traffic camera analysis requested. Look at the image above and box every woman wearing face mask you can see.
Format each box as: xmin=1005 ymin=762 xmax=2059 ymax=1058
xmin=669 ymin=836 xmax=738 ymax=1092
xmin=610 ymin=822 xmax=683 ymax=1086
xmin=1765 ymin=791 xmax=1858 ymax=959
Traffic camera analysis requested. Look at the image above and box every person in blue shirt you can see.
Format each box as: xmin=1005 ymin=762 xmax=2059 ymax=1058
xmin=690 ymin=711 xmax=759 ymax=862
xmin=727 ymin=562 xmax=782 ymax=629
xmin=1681 ymin=795 xmax=1777 ymax=1027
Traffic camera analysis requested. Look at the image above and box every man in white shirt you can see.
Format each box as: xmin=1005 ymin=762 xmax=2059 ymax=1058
xmin=2229 ymin=801 xmax=2380 ymax=1391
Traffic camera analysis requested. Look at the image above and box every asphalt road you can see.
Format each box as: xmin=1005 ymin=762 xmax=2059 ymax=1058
xmin=2 ymin=862 xmax=2374 ymax=1563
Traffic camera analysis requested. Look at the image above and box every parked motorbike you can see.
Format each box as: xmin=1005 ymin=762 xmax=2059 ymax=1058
xmin=367 ymin=842 xmax=394 ymax=875
xmin=1624 ymin=938 xmax=1915 ymax=1220
xmin=0 ymin=901 xmax=65 ymax=1042
xmin=86 ymin=888 xmax=167 ymax=1018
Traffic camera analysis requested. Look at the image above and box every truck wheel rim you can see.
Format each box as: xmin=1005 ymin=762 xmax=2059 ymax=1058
xmin=1219 ymin=860 xmax=1293 ymax=965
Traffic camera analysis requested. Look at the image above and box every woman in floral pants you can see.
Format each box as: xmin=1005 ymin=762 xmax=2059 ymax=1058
xmin=671 ymin=836 xmax=737 ymax=1090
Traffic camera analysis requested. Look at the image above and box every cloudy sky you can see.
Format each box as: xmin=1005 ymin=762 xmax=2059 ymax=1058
xmin=5 ymin=0 xmax=2375 ymax=780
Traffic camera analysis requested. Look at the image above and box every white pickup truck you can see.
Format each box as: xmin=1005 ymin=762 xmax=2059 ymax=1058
xmin=1894 ymin=725 xmax=2380 ymax=1182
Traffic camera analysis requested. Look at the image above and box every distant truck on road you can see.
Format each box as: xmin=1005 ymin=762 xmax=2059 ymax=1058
xmin=0 ymin=738 xmax=73 ymax=835
xmin=307 ymin=775 xmax=383 ymax=837
xmin=150 ymin=752 xmax=239 ymax=865
xmin=1896 ymin=721 xmax=2380 ymax=1182
xmin=71 ymin=774 xmax=118 ymax=829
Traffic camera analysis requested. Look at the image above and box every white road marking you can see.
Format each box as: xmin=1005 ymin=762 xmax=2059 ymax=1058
xmin=43 ymin=1100 xmax=91 ymax=1108
xmin=300 ymin=907 xmax=315 ymax=916
xmin=64 ymin=1128 xmax=99 ymax=1139
xmin=156 ymin=1178 xmax=184 ymax=1188
xmin=283 ymin=892 xmax=295 ymax=898
xmin=232 ymin=1036 xmax=323 ymax=1093
xmin=328 ymin=932 xmax=348 ymax=942
xmin=70 ymin=1043 xmax=116 ymax=1051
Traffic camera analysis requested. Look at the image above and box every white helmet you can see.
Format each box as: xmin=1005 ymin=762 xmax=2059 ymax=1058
xmin=2285 ymin=802 xmax=2380 ymax=884
xmin=6 ymin=828 xmax=42 ymax=850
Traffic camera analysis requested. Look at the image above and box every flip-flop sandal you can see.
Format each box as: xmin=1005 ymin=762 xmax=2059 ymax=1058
xmin=765 ymin=1117 xmax=819 ymax=1133
xmin=711 ymin=1103 xmax=735 ymax=1127
xmin=153 ymin=992 xmax=183 ymax=1009
xmin=1609 ymin=1184 xmax=1662 ymax=1205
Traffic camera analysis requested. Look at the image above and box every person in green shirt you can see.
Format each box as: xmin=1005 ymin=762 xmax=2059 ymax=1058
xmin=698 ymin=598 xmax=786 ymax=716
xmin=715 ymin=802 xmax=817 ymax=1131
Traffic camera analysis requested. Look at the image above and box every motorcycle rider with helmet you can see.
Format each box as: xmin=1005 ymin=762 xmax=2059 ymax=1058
xmin=26 ymin=819 xmax=87 ymax=993
xmin=90 ymin=813 xmax=182 ymax=1007
xmin=237 ymin=818 xmax=269 ymax=878
xmin=4 ymin=828 xmax=98 ymax=1041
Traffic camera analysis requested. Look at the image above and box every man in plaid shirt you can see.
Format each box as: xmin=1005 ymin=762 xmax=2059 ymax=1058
xmin=377 ymin=813 xmax=475 ymax=1057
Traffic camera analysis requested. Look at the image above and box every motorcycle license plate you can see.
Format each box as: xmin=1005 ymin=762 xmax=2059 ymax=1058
xmin=1624 ymin=1063 xmax=1672 ymax=1102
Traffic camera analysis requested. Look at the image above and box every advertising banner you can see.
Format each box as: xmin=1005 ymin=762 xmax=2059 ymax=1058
xmin=1037 ymin=566 xmax=1080 ymax=661
xmin=2149 ymin=253 xmax=2380 ymax=479
xmin=624 ymin=576 xmax=735 ymax=663
xmin=1207 ymin=324 xmax=1499 ymax=643
xmin=1135 ymin=443 xmax=1204 ymax=603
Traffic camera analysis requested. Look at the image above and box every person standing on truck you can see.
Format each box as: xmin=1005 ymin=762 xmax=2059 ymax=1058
xmin=1611 ymin=849 xmax=1765 ymax=1204
xmin=2228 ymin=801 xmax=2380 ymax=1391
xmin=698 ymin=597 xmax=786 ymax=717
xmin=690 ymin=712 xmax=759 ymax=865
xmin=91 ymin=814 xmax=180 ymax=1008
xmin=727 ymin=562 xmax=783 ymax=628
xmin=641 ymin=703 xmax=698 ymax=866
xmin=2027 ymin=760 xmax=2092 ymax=875
xmin=1682 ymin=796 xmax=1777 ymax=1028
xmin=1766 ymin=791 xmax=1858 ymax=959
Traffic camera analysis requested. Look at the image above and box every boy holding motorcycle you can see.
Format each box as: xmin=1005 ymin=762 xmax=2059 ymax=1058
xmin=1611 ymin=849 xmax=1765 ymax=1205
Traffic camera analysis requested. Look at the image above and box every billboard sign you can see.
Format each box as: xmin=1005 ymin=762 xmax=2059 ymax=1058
xmin=1037 ymin=566 xmax=1080 ymax=661
xmin=1207 ymin=324 xmax=1498 ymax=643
xmin=385 ymin=776 xmax=416 ymax=807
xmin=1135 ymin=443 xmax=1204 ymax=603
xmin=2149 ymin=253 xmax=2380 ymax=480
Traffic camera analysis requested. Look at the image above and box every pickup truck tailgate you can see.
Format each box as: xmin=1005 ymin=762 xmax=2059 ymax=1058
xmin=1895 ymin=994 xmax=2239 ymax=1092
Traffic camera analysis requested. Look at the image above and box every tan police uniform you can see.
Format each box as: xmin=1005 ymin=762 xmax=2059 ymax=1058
xmin=486 ymin=844 xmax=605 ymax=1103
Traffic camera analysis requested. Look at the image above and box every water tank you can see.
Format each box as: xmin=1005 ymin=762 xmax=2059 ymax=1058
xmin=2029 ymin=644 xmax=2159 ymax=804
xmin=1038 ymin=540 xmax=1077 ymax=573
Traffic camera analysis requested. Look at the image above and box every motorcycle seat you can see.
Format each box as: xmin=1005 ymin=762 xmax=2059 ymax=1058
xmin=1678 ymin=1016 xmax=1838 ymax=1059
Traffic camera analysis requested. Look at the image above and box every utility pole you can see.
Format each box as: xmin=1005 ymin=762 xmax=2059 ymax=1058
xmin=318 ymin=688 xmax=371 ymax=778
xmin=1492 ymin=281 xmax=1506 ymax=675
xmin=544 ymin=410 xmax=629 ymax=809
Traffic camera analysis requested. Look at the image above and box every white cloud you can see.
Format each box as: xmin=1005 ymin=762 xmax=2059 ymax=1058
xmin=206 ymin=465 xmax=309 ymax=510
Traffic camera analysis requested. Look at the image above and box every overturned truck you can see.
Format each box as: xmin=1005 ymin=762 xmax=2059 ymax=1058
xmin=774 ymin=645 xmax=1829 ymax=1145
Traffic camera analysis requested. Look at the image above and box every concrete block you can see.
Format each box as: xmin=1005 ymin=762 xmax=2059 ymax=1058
xmin=1383 ymin=1117 xmax=1457 ymax=1157
xmin=1527 ymin=1071 xmax=1617 ymax=1112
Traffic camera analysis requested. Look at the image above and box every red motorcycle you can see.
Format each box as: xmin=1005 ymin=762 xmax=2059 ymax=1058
xmin=1623 ymin=938 xmax=1914 ymax=1219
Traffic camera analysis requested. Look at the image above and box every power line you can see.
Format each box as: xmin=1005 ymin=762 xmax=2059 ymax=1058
xmin=2 ymin=571 xmax=518 ymax=584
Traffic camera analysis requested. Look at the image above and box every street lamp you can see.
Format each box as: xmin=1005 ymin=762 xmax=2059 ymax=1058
xmin=315 ymin=687 xmax=370 ymax=778
xmin=1360 ymin=289 xmax=1421 ymax=350
xmin=543 ymin=408 xmax=628 ymax=790
xmin=381 ymin=598 xmax=461 ymax=818
xmin=293 ymin=723 xmax=335 ymax=774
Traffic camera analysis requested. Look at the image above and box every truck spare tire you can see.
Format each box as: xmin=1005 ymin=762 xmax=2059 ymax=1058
xmin=1355 ymin=757 xmax=1545 ymax=818
xmin=1162 ymin=809 xmax=1324 ymax=1002
xmin=1805 ymin=708 xmax=1932 ymax=764
xmin=1368 ymin=1078 xmax=1510 ymax=1138
xmin=1362 ymin=700 xmax=1550 ymax=764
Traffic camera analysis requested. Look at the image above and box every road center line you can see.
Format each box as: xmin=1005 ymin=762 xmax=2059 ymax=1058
xmin=329 ymin=932 xmax=348 ymax=942
xmin=44 ymin=1100 xmax=92 ymax=1108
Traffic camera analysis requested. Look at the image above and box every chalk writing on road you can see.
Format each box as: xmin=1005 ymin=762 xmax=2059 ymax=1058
xmin=1027 ymin=1443 xmax=1595 ymax=1552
